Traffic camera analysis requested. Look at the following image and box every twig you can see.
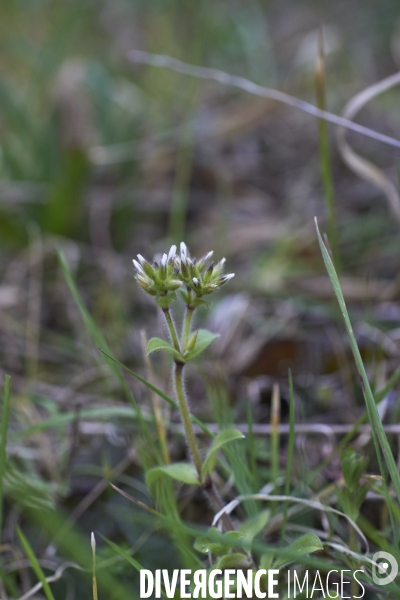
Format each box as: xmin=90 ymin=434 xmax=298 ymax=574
xmin=127 ymin=50 xmax=400 ymax=149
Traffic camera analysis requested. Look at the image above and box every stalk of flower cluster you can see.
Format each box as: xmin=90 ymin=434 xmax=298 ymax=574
xmin=173 ymin=361 xmax=203 ymax=477
xmin=173 ymin=300 xmax=234 ymax=531
xmin=162 ymin=308 xmax=181 ymax=354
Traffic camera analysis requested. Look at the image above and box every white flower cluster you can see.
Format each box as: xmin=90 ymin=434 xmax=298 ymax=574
xmin=133 ymin=242 xmax=234 ymax=306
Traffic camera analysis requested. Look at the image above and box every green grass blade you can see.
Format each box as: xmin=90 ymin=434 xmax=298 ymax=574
xmin=281 ymin=369 xmax=295 ymax=544
xmin=316 ymin=32 xmax=340 ymax=269
xmin=0 ymin=374 xmax=11 ymax=542
xmin=16 ymin=526 xmax=56 ymax=600
xmin=315 ymin=218 xmax=400 ymax=502
xmin=376 ymin=365 xmax=400 ymax=402
xmin=57 ymin=249 xmax=141 ymax=417
xmin=101 ymin=535 xmax=163 ymax=598
xmin=246 ymin=403 xmax=259 ymax=491
xmin=270 ymin=383 xmax=280 ymax=493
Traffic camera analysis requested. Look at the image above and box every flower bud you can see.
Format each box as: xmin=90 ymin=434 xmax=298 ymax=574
xmin=187 ymin=330 xmax=199 ymax=352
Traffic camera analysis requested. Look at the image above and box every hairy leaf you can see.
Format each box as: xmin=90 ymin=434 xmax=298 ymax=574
xmin=146 ymin=463 xmax=200 ymax=487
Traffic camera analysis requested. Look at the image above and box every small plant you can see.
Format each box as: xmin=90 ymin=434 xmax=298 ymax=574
xmin=133 ymin=243 xmax=240 ymax=521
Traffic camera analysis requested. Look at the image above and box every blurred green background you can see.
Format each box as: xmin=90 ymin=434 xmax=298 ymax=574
xmin=1 ymin=0 xmax=400 ymax=597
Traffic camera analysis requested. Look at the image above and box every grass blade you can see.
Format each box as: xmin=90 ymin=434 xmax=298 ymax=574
xmin=316 ymin=29 xmax=340 ymax=269
xmin=16 ymin=526 xmax=56 ymax=600
xmin=0 ymin=374 xmax=11 ymax=542
xmin=270 ymin=383 xmax=280 ymax=493
xmin=281 ymin=369 xmax=295 ymax=543
xmin=101 ymin=535 xmax=158 ymax=599
xmin=57 ymin=250 xmax=139 ymax=409
xmin=246 ymin=403 xmax=259 ymax=491
xmin=315 ymin=218 xmax=400 ymax=503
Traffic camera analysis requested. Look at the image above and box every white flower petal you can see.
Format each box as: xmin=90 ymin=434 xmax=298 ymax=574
xmin=132 ymin=259 xmax=144 ymax=273
xmin=180 ymin=241 xmax=188 ymax=258
xmin=168 ymin=245 xmax=177 ymax=261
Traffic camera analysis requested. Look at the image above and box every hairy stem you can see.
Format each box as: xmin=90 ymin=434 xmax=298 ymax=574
xmin=162 ymin=308 xmax=181 ymax=354
xmin=174 ymin=362 xmax=203 ymax=477
xmin=175 ymin=362 xmax=233 ymax=530
xmin=182 ymin=306 xmax=195 ymax=350
xmin=164 ymin=296 xmax=233 ymax=530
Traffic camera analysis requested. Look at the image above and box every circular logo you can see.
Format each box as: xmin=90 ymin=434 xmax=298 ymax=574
xmin=372 ymin=551 xmax=398 ymax=586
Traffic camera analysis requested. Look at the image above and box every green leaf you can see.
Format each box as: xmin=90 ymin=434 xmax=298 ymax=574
xmin=194 ymin=537 xmax=226 ymax=556
xmin=147 ymin=337 xmax=184 ymax=361
xmin=194 ymin=530 xmax=246 ymax=556
xmin=223 ymin=531 xmax=246 ymax=546
xmin=202 ymin=428 xmax=245 ymax=480
xmin=186 ymin=329 xmax=219 ymax=360
xmin=274 ymin=533 xmax=323 ymax=568
xmin=240 ymin=510 xmax=270 ymax=543
xmin=214 ymin=553 xmax=251 ymax=570
xmin=341 ymin=448 xmax=368 ymax=492
xmin=146 ymin=463 xmax=200 ymax=487
xmin=260 ymin=553 xmax=273 ymax=570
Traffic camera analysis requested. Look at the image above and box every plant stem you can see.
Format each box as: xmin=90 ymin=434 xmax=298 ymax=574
xmin=165 ymin=296 xmax=234 ymax=530
xmin=174 ymin=362 xmax=203 ymax=477
xmin=182 ymin=306 xmax=195 ymax=350
xmin=163 ymin=308 xmax=181 ymax=354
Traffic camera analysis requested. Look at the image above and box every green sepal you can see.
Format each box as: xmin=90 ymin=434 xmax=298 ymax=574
xmin=155 ymin=293 xmax=176 ymax=309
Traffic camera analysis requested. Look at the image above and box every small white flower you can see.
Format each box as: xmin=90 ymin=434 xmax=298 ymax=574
xmin=224 ymin=273 xmax=235 ymax=280
xmin=193 ymin=277 xmax=199 ymax=284
xmin=137 ymin=254 xmax=146 ymax=265
xmin=132 ymin=259 xmax=144 ymax=274
xmin=161 ymin=253 xmax=168 ymax=268
xmin=180 ymin=242 xmax=188 ymax=259
xmin=168 ymin=245 xmax=177 ymax=261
